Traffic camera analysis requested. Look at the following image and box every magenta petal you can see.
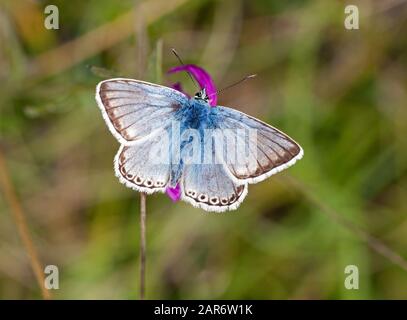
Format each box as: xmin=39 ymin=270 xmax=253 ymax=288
xmin=171 ymin=82 xmax=190 ymax=97
xmin=171 ymin=82 xmax=184 ymax=93
xmin=166 ymin=184 xmax=181 ymax=202
xmin=168 ymin=64 xmax=217 ymax=106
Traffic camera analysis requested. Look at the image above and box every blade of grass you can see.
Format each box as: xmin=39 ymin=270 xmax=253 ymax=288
xmin=286 ymin=176 xmax=407 ymax=273
xmin=0 ymin=149 xmax=51 ymax=299
xmin=139 ymin=193 xmax=147 ymax=300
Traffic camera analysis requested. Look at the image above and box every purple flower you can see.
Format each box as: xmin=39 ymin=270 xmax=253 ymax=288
xmin=165 ymin=64 xmax=217 ymax=202
xmin=168 ymin=64 xmax=217 ymax=106
xmin=166 ymin=183 xmax=182 ymax=202
xmin=170 ymin=82 xmax=188 ymax=96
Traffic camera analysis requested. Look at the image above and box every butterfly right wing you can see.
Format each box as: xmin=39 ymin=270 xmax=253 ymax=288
xmin=96 ymin=78 xmax=187 ymax=145
xmin=214 ymin=106 xmax=303 ymax=184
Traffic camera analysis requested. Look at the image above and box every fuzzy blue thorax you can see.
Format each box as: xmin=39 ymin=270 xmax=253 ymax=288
xmin=169 ymin=97 xmax=219 ymax=186
xmin=178 ymin=97 xmax=211 ymax=128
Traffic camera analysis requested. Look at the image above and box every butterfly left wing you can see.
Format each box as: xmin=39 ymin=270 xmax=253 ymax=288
xmin=96 ymin=78 xmax=187 ymax=145
xmin=114 ymin=131 xmax=172 ymax=194
xmin=181 ymin=163 xmax=248 ymax=212
xmin=214 ymin=106 xmax=303 ymax=184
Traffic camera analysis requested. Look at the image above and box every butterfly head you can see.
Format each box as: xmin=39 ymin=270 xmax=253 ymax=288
xmin=194 ymin=88 xmax=209 ymax=103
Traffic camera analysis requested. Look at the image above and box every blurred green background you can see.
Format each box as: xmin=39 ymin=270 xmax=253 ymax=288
xmin=1 ymin=0 xmax=407 ymax=299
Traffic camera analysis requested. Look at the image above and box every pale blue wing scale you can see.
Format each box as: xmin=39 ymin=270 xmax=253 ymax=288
xmin=96 ymin=78 xmax=188 ymax=145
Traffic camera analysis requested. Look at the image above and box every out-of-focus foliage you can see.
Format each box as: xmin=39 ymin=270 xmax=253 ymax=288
xmin=0 ymin=0 xmax=406 ymax=299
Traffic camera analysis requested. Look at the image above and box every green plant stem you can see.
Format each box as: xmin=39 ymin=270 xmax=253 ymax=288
xmin=140 ymin=192 xmax=147 ymax=300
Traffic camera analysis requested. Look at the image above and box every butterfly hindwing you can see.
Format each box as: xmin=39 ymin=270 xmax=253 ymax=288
xmin=114 ymin=131 xmax=171 ymax=194
xmin=96 ymin=78 xmax=187 ymax=145
xmin=214 ymin=106 xmax=303 ymax=184
xmin=181 ymin=163 xmax=248 ymax=212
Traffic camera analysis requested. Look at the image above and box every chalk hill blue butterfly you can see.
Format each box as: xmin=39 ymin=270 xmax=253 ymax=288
xmin=95 ymin=78 xmax=303 ymax=212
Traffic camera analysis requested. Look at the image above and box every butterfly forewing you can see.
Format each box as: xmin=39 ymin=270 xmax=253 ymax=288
xmin=96 ymin=78 xmax=187 ymax=145
xmin=215 ymin=106 xmax=303 ymax=184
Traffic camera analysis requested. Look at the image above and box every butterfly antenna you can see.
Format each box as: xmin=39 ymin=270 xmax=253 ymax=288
xmin=209 ymin=74 xmax=257 ymax=98
xmin=171 ymin=48 xmax=200 ymax=90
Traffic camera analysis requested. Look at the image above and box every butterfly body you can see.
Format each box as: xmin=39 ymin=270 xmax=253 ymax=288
xmin=174 ymin=96 xmax=218 ymax=129
xmin=96 ymin=78 xmax=303 ymax=212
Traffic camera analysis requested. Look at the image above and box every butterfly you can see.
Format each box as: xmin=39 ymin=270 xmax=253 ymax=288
xmin=95 ymin=78 xmax=303 ymax=212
